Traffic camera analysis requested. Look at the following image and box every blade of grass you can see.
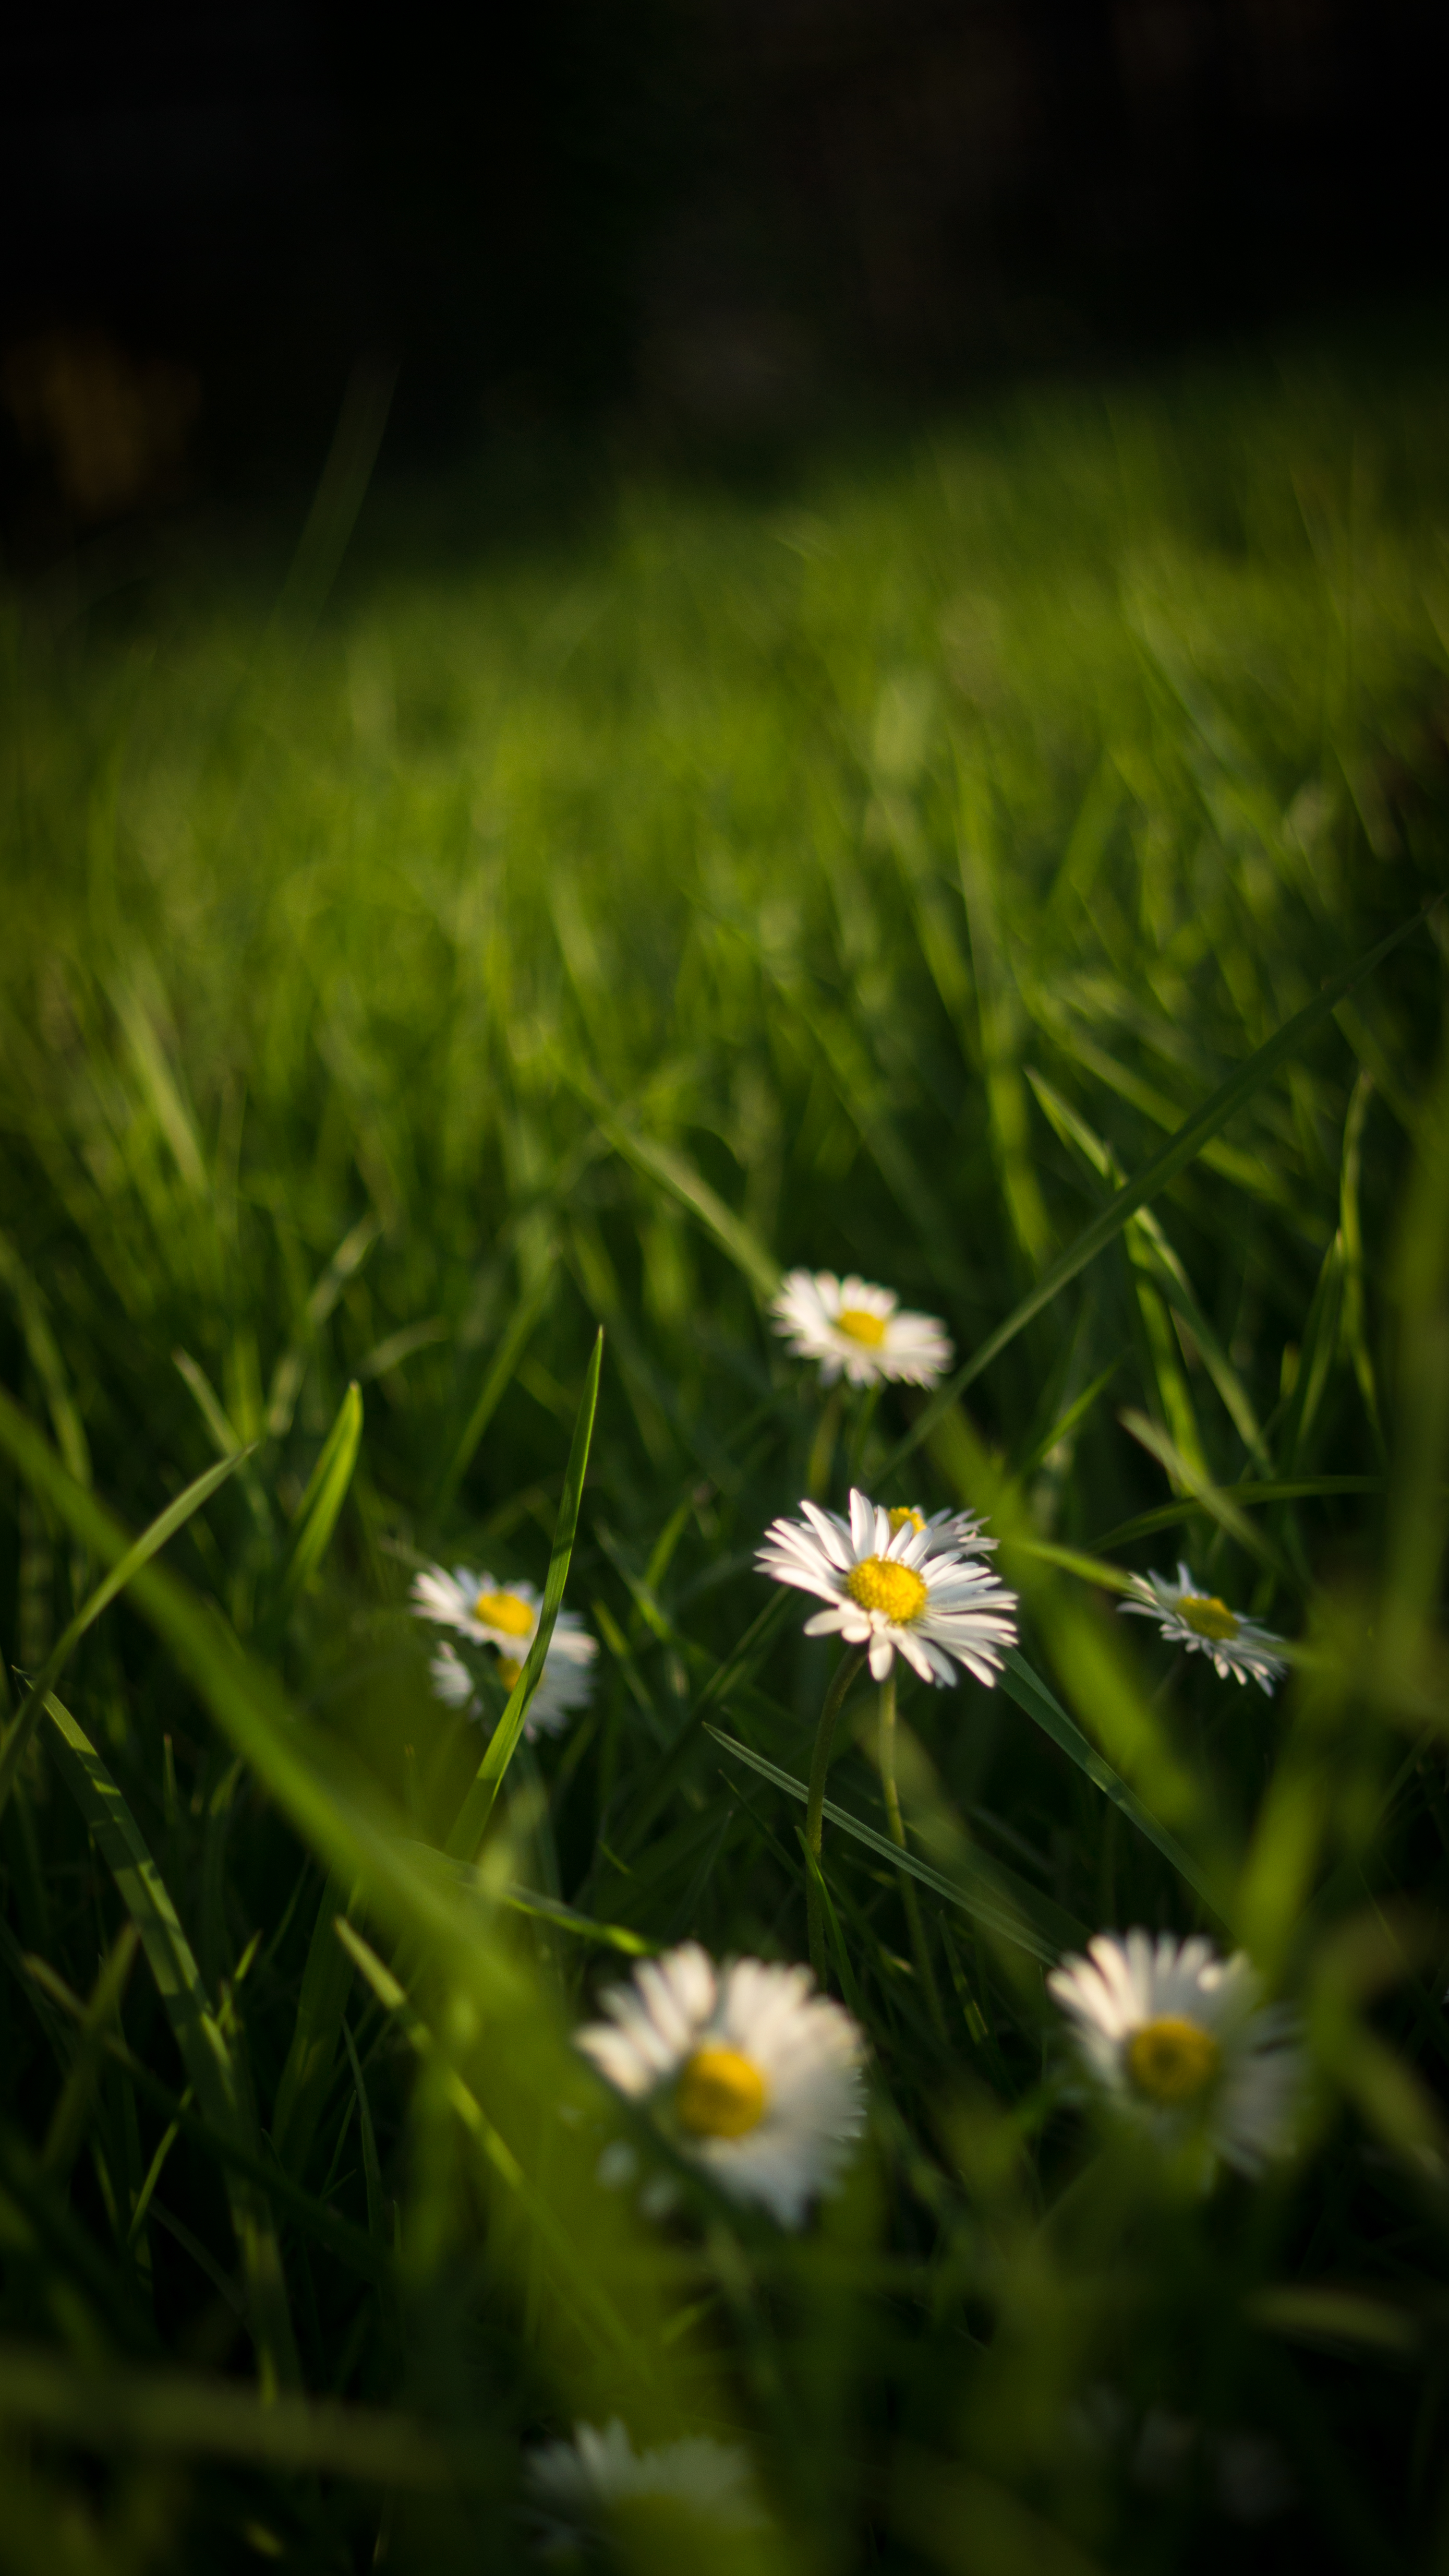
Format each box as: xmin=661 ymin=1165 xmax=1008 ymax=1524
xmin=446 ymin=1329 xmax=603 ymax=1863
xmin=434 ymin=1258 xmax=556 ymax=1518
xmin=1093 ymin=1477 xmax=1386 ymax=1551
xmin=0 ymin=2340 xmax=461 ymax=2483
xmin=575 ymin=1087 xmax=781 ymax=1301
xmin=1119 ymin=1409 xmax=1298 ymax=1584
xmin=42 ymin=1688 xmax=299 ymax=2393
xmin=271 ymin=1868 xmax=360 ymax=2179
xmin=0 ymin=1445 xmax=249 ymax=1828
xmin=41 ymin=1921 xmax=140 ymax=2183
xmin=279 ymin=1381 xmax=361 ymax=1604
xmin=995 ymin=1650 xmax=1222 ymax=1918
xmin=706 ymin=1725 xmax=1079 ymax=1961
xmin=102 ymin=2032 xmax=386 ymax=2288
xmin=881 ymin=903 xmax=1434 ymax=1480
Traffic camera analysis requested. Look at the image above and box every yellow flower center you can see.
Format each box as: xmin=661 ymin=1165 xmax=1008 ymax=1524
xmin=837 ymin=1307 xmax=887 ymax=1348
xmin=1180 ymin=1593 xmax=1239 ymax=1643
xmin=888 ymin=1505 xmax=925 ymax=1536
xmin=675 ymin=2045 xmax=768 ymax=2139
xmin=846 ymin=1555 xmax=929 ymax=1623
xmin=496 ymin=1655 xmax=523 ymax=1691
xmin=1126 ymin=2015 xmax=1221 ymax=2104
xmin=474 ymin=1589 xmax=535 ymax=1639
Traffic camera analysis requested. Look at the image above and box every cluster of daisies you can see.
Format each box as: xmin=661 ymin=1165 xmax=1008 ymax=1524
xmin=406 ymin=1267 xmax=1303 ymax=2540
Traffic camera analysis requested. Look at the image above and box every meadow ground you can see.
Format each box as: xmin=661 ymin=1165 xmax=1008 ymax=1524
xmin=3 ymin=320 xmax=1449 ymax=2574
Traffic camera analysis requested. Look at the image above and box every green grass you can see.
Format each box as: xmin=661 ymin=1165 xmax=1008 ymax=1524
xmin=3 ymin=325 xmax=1449 ymax=2573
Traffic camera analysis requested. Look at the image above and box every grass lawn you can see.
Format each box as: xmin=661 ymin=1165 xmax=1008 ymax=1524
xmin=2 ymin=321 xmax=1449 ymax=2573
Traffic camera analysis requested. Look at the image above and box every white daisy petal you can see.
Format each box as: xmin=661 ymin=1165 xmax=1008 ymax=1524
xmin=1048 ymin=1928 xmax=1303 ymax=2178
xmin=754 ymin=1485 xmax=1019 ymax=1688
xmin=1119 ymin=1566 xmax=1288 ymax=1695
xmin=575 ymin=1941 xmax=866 ymax=2229
xmin=413 ymin=1559 xmax=596 ymax=1741
xmin=770 ymin=1267 xmax=953 ymax=1389
xmin=525 ymin=2418 xmax=767 ymax=2544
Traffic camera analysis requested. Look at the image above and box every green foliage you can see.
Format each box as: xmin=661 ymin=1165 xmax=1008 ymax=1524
xmin=2 ymin=331 xmax=1449 ymax=2571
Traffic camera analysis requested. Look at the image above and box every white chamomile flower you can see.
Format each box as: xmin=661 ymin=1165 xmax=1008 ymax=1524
xmin=771 ymin=1269 xmax=953 ymax=1389
xmin=1120 ymin=1564 xmax=1288 ymax=1694
xmin=575 ymin=1942 xmax=865 ymax=2228
xmin=412 ymin=1563 xmax=596 ymax=1740
xmin=525 ymin=2418 xmax=766 ymax=2555
xmin=756 ymin=1487 xmax=1018 ymax=1685
xmin=1048 ymin=1930 xmax=1302 ymax=2176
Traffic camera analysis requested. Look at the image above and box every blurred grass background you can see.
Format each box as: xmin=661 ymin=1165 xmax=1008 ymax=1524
xmin=2 ymin=325 xmax=1449 ymax=2571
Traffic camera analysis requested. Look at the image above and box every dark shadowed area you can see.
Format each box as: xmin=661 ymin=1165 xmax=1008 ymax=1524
xmin=3 ymin=0 xmax=1446 ymax=541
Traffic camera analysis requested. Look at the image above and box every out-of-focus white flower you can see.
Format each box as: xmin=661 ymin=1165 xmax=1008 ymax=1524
xmin=576 ymin=1942 xmax=865 ymax=2227
xmin=756 ymin=1487 xmax=1017 ymax=1686
xmin=771 ymin=1269 xmax=952 ymax=1388
xmin=412 ymin=1563 xmax=595 ymax=1739
xmin=1119 ymin=1564 xmax=1288 ymax=1694
xmin=525 ymin=2417 xmax=766 ymax=2555
xmin=1048 ymin=1930 xmax=1302 ymax=2176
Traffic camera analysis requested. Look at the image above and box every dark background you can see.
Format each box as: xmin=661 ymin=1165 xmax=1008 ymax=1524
xmin=3 ymin=0 xmax=1446 ymax=537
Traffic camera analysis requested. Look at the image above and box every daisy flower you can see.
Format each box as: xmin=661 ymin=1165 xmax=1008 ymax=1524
xmin=426 ymin=1637 xmax=593 ymax=1741
xmin=525 ymin=2418 xmax=765 ymax=2554
xmin=1120 ymin=1564 xmax=1288 ymax=1694
xmin=575 ymin=1942 xmax=865 ymax=2227
xmin=886 ymin=1500 xmax=998 ymax=1556
xmin=412 ymin=1563 xmax=596 ymax=1739
xmin=756 ymin=1487 xmax=1018 ymax=1686
xmin=771 ymin=1269 xmax=953 ymax=1388
xmin=1048 ymin=1930 xmax=1302 ymax=2176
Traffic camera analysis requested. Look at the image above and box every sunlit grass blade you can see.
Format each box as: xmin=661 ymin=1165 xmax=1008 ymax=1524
xmin=0 ymin=1442 xmax=250 ymax=1828
xmin=279 ymin=1379 xmax=362 ymax=1604
xmin=445 ymin=1329 xmax=603 ymax=1863
xmin=0 ymin=1229 xmax=91 ymax=1488
xmin=1119 ymin=1408 xmax=1297 ymax=1583
xmin=882 ymin=903 xmax=1433 ymax=1479
xmin=0 ymin=2339 xmax=461 ymax=2483
xmin=577 ymin=1087 xmax=781 ymax=1300
xmin=499 ymin=1881 xmax=654 ymax=1956
xmin=707 ymin=1725 xmax=1079 ymax=1961
xmin=332 ymin=1914 xmax=645 ymax=2371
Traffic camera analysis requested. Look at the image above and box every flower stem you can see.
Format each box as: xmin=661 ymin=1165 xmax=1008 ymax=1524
xmin=805 ymin=1648 xmax=864 ymax=1985
xmin=844 ymin=1381 xmax=882 ymax=1488
xmin=806 ymin=1386 xmax=842 ymax=1499
xmin=877 ymin=1670 xmax=948 ymax=2043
